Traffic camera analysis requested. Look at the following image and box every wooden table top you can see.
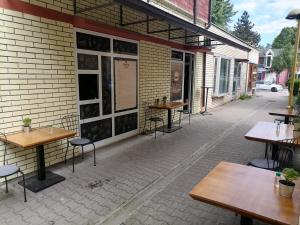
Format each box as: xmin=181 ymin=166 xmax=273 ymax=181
xmin=149 ymin=101 xmax=188 ymax=110
xmin=244 ymin=121 xmax=297 ymax=145
xmin=189 ymin=161 xmax=300 ymax=225
xmin=0 ymin=127 xmax=76 ymax=148
xmin=269 ymin=109 xmax=298 ymax=117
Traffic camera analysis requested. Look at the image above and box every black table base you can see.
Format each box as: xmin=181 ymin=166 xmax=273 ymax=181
xmin=18 ymin=144 xmax=65 ymax=192
xmin=158 ymin=125 xmax=182 ymax=133
xmin=18 ymin=171 xmax=65 ymax=193
xmin=241 ymin=216 xmax=253 ymax=225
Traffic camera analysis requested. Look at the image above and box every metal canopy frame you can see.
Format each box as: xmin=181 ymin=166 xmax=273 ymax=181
xmin=73 ymin=0 xmax=251 ymax=51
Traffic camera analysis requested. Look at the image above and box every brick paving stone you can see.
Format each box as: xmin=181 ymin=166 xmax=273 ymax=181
xmin=0 ymin=91 xmax=293 ymax=225
xmin=122 ymin=92 xmax=290 ymax=225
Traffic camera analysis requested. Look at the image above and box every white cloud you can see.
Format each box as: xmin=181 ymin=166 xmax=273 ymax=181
xmin=255 ymin=19 xmax=297 ymax=34
xmin=267 ymin=0 xmax=300 ymax=12
xmin=234 ymin=1 xmax=258 ymax=12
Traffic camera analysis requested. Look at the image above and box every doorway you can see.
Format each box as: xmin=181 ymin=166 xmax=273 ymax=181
xmin=183 ymin=53 xmax=194 ymax=111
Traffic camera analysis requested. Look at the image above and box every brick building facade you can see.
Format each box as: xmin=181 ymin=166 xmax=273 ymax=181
xmin=0 ymin=0 xmax=258 ymax=178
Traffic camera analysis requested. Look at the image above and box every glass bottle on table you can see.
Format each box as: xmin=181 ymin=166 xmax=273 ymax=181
xmin=274 ymin=172 xmax=281 ymax=188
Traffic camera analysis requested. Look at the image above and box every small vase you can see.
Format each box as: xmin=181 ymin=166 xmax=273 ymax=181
xmin=23 ymin=126 xmax=31 ymax=133
xmin=279 ymin=180 xmax=295 ymax=198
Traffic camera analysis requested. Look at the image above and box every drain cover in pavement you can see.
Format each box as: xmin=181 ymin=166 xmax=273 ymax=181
xmin=87 ymin=178 xmax=112 ymax=189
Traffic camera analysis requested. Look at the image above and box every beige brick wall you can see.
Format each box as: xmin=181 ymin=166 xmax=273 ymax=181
xmin=0 ymin=8 xmax=76 ymax=176
xmin=192 ymin=52 xmax=203 ymax=113
xmin=0 ymin=0 xmax=257 ymax=179
xmin=21 ymin=0 xmax=73 ymax=15
xmin=139 ymin=41 xmax=171 ymax=132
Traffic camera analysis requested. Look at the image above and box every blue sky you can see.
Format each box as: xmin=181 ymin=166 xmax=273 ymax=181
xmin=229 ymin=0 xmax=298 ymax=46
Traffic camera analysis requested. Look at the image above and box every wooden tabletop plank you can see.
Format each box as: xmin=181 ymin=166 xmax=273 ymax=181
xmin=0 ymin=127 xmax=76 ymax=148
xmin=244 ymin=121 xmax=296 ymax=144
xmin=149 ymin=101 xmax=188 ymax=110
xmin=189 ymin=161 xmax=300 ymax=225
xmin=269 ymin=109 xmax=298 ymax=118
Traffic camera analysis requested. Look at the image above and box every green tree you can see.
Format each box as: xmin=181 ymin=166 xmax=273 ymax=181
xmin=272 ymin=44 xmax=293 ymax=73
xmin=212 ymin=0 xmax=236 ymax=29
xmin=232 ymin=11 xmax=261 ymax=46
xmin=272 ymin=27 xmax=296 ymax=49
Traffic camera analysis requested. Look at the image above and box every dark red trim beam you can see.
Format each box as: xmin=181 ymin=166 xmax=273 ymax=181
xmin=0 ymin=0 xmax=211 ymax=53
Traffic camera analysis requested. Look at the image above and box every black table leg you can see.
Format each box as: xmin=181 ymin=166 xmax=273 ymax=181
xmin=284 ymin=116 xmax=289 ymax=124
xmin=271 ymin=144 xmax=279 ymax=161
xmin=18 ymin=144 xmax=65 ymax=193
xmin=36 ymin=145 xmax=46 ymax=180
xmin=241 ymin=216 xmax=253 ymax=225
xmin=158 ymin=108 xmax=182 ymax=133
xmin=167 ymin=109 xmax=172 ymax=129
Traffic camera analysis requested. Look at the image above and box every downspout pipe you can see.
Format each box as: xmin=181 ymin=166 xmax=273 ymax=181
xmin=205 ymin=0 xmax=212 ymax=29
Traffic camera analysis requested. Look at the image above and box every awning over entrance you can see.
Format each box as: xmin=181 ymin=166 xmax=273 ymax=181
xmin=74 ymin=0 xmax=251 ymax=52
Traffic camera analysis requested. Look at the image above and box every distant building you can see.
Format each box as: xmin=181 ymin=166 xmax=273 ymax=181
xmin=258 ymin=48 xmax=289 ymax=86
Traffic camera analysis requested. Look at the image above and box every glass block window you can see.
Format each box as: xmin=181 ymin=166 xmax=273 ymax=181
xmin=113 ymin=40 xmax=137 ymax=55
xmin=171 ymin=50 xmax=183 ymax=61
xmin=78 ymin=54 xmax=98 ymax=70
xmin=115 ymin=113 xmax=137 ymax=135
xmin=80 ymin=103 xmax=100 ymax=120
xmin=81 ymin=118 xmax=112 ymax=142
xmin=77 ymin=32 xmax=110 ymax=52
xmin=102 ymin=56 xmax=112 ymax=115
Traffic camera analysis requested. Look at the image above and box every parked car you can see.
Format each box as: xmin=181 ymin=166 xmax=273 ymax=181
xmin=255 ymin=81 xmax=283 ymax=92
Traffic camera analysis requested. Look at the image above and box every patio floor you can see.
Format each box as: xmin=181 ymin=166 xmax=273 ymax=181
xmin=0 ymin=91 xmax=292 ymax=225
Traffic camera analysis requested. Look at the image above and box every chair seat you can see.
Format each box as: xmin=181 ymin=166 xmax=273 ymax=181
xmin=149 ymin=117 xmax=163 ymax=122
xmin=248 ymin=158 xmax=279 ymax=170
xmin=0 ymin=165 xmax=19 ymax=177
xmin=70 ymin=138 xmax=91 ymax=146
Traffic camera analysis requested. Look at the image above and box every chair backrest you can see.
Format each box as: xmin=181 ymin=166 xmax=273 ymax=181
xmin=277 ymin=146 xmax=294 ymax=170
xmin=265 ymin=144 xmax=294 ymax=171
xmin=142 ymin=101 xmax=152 ymax=118
xmin=61 ymin=114 xmax=80 ymax=134
xmin=0 ymin=132 xmax=8 ymax=165
xmin=278 ymin=138 xmax=298 ymax=148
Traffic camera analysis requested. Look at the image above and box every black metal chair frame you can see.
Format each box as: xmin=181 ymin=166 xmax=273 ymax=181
xmin=274 ymin=110 xmax=300 ymax=124
xmin=61 ymin=114 xmax=96 ymax=172
xmin=142 ymin=102 xmax=165 ymax=138
xmin=172 ymin=107 xmax=191 ymax=126
xmin=0 ymin=132 xmax=27 ymax=202
xmin=249 ymin=139 xmax=295 ymax=171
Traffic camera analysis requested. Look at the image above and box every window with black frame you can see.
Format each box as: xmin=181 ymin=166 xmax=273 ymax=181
xmin=76 ymin=31 xmax=138 ymax=142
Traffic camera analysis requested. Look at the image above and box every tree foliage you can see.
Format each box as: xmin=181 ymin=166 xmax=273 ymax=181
xmin=232 ymin=11 xmax=261 ymax=46
xmin=272 ymin=44 xmax=293 ymax=73
xmin=212 ymin=0 xmax=236 ymax=29
xmin=272 ymin=27 xmax=296 ymax=49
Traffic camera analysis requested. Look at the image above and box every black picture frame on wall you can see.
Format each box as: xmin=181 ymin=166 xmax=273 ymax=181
xmin=113 ymin=58 xmax=138 ymax=113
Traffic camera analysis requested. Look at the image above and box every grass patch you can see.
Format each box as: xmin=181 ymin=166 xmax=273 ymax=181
xmin=239 ymin=94 xmax=252 ymax=100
